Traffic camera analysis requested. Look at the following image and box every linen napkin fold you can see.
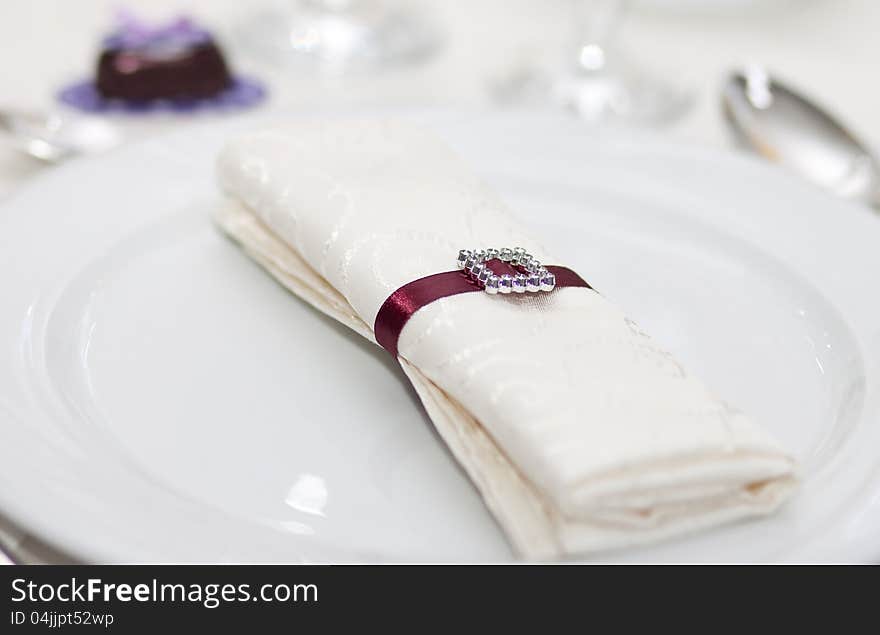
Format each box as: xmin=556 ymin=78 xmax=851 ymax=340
xmin=214 ymin=118 xmax=798 ymax=559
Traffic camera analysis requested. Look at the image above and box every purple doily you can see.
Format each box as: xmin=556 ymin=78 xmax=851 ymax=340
xmin=58 ymin=76 xmax=267 ymax=114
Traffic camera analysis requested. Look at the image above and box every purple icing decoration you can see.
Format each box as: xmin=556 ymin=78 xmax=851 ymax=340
xmin=59 ymin=77 xmax=266 ymax=114
xmin=103 ymin=14 xmax=211 ymax=50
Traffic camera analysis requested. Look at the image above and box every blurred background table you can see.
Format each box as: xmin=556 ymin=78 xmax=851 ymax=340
xmin=1 ymin=0 xmax=878 ymax=198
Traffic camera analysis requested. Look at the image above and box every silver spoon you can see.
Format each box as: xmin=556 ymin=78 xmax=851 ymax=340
xmin=722 ymin=68 xmax=880 ymax=210
xmin=0 ymin=108 xmax=121 ymax=163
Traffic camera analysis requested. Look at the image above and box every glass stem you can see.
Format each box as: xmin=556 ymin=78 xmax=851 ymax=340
xmin=572 ymin=0 xmax=630 ymax=72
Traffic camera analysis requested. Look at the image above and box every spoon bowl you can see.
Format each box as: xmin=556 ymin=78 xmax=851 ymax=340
xmin=722 ymin=68 xmax=880 ymax=209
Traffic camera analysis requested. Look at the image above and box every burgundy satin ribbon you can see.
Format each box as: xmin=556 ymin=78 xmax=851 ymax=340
xmin=374 ymin=259 xmax=592 ymax=357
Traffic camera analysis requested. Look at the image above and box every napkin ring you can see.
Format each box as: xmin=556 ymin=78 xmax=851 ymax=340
xmin=374 ymin=247 xmax=593 ymax=357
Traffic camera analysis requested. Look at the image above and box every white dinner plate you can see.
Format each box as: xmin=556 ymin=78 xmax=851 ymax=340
xmin=0 ymin=111 xmax=878 ymax=563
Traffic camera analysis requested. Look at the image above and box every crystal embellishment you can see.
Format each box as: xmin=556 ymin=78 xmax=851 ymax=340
xmin=457 ymin=248 xmax=557 ymax=295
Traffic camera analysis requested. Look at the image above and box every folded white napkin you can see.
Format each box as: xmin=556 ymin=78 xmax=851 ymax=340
xmin=215 ymin=118 xmax=798 ymax=559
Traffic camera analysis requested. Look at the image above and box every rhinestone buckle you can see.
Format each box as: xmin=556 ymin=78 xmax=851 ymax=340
xmin=456 ymin=247 xmax=556 ymax=295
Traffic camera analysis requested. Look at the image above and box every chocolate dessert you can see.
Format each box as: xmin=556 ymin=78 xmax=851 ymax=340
xmin=95 ymin=17 xmax=232 ymax=102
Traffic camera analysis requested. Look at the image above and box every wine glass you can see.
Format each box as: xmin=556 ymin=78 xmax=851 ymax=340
xmin=501 ymin=0 xmax=692 ymax=126
xmin=235 ymin=0 xmax=443 ymax=73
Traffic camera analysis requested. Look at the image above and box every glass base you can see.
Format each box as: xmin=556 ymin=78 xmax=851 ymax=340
xmin=496 ymin=55 xmax=692 ymax=127
xmin=235 ymin=2 xmax=443 ymax=73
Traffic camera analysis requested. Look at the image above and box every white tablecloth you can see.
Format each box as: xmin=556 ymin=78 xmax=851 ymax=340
xmin=0 ymin=0 xmax=877 ymax=563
